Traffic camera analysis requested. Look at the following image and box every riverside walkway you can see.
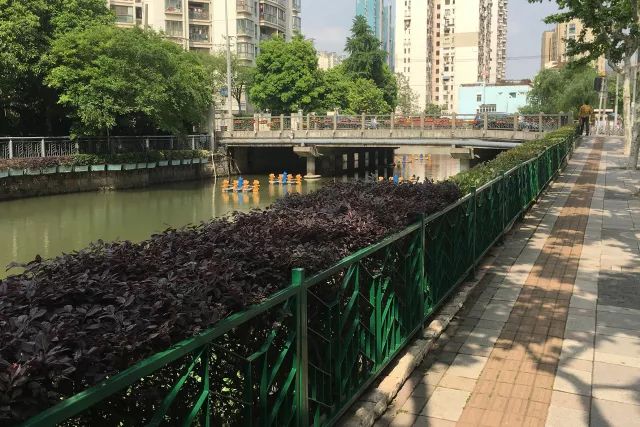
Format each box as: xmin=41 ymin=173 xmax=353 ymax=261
xmin=343 ymin=136 xmax=640 ymax=427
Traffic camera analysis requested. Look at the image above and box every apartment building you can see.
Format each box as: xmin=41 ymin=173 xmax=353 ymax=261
xmin=540 ymin=19 xmax=606 ymax=74
xmin=393 ymin=0 xmax=507 ymax=113
xmin=317 ymin=51 xmax=344 ymax=70
xmin=107 ymin=0 xmax=301 ymax=62
xmin=356 ymin=0 xmax=395 ymax=70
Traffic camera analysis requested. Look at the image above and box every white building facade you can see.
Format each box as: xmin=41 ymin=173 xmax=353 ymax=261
xmin=107 ymin=0 xmax=301 ymax=62
xmin=393 ymin=0 xmax=507 ymax=113
xmin=317 ymin=51 xmax=344 ymax=70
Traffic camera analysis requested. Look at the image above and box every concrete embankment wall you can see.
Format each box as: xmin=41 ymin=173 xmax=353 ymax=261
xmin=0 ymin=162 xmax=231 ymax=201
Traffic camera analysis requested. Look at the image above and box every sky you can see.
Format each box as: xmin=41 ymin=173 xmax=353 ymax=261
xmin=302 ymin=0 xmax=560 ymax=80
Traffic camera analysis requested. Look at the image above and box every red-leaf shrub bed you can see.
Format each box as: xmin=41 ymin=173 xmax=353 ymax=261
xmin=0 ymin=181 xmax=460 ymax=422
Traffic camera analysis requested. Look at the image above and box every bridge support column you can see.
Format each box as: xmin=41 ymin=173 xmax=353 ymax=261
xmin=293 ymin=146 xmax=321 ymax=180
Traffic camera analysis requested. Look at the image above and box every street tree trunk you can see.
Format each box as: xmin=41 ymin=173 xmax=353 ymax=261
xmin=623 ymin=58 xmax=633 ymax=156
xmin=629 ymin=70 xmax=640 ymax=170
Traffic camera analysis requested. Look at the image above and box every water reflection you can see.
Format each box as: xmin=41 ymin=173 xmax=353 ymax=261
xmin=394 ymin=149 xmax=466 ymax=181
xmin=0 ymin=176 xmax=322 ymax=277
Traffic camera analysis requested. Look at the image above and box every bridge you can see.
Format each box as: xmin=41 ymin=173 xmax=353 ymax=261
xmin=216 ymin=112 xmax=570 ymax=178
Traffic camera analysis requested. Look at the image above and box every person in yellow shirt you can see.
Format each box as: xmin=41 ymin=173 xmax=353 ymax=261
xmin=579 ymin=101 xmax=594 ymax=136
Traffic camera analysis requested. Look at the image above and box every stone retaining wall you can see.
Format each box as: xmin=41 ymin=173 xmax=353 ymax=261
xmin=0 ymin=161 xmax=231 ymax=201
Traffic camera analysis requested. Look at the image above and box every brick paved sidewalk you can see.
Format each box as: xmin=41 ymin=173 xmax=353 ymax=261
xmin=371 ymin=136 xmax=640 ymax=427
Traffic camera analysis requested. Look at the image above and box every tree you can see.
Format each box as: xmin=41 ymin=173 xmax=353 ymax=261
xmin=231 ymin=63 xmax=253 ymax=115
xmin=0 ymin=0 xmax=113 ymax=135
xmin=424 ymin=103 xmax=443 ymax=115
xmin=522 ymin=65 xmax=599 ymax=115
xmin=396 ymin=73 xmax=419 ymax=114
xmin=318 ymin=65 xmax=353 ymax=112
xmin=529 ymin=0 xmax=640 ymax=167
xmin=249 ymin=35 xmax=323 ymax=113
xmin=46 ymin=25 xmax=215 ymax=136
xmin=343 ymin=15 xmax=398 ymax=110
xmin=347 ymin=78 xmax=390 ymax=114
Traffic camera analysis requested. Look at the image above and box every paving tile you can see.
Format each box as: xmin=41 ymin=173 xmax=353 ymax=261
xmin=446 ymin=354 xmax=489 ymax=380
xmin=590 ymin=398 xmax=640 ymax=427
xmin=565 ymin=315 xmax=596 ymax=333
xmin=389 ymin=412 xmax=418 ymax=427
xmin=592 ymin=361 xmax=640 ymax=404
xmin=420 ymin=387 xmax=470 ymax=421
xmin=549 ymin=390 xmax=591 ymax=411
xmin=545 ymin=405 xmax=589 ymax=427
xmin=594 ymin=334 xmax=640 ymax=368
xmin=597 ymin=311 xmax=640 ymax=331
xmin=438 ymin=374 xmax=476 ymax=392
xmin=410 ymin=415 xmax=456 ymax=426
xmin=400 ymin=393 xmax=430 ymax=414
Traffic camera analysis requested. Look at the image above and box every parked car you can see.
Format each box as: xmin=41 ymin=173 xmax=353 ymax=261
xmin=473 ymin=113 xmax=514 ymax=130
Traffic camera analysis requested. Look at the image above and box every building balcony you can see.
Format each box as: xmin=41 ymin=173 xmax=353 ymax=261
xmin=165 ymin=0 xmax=182 ymax=14
xmin=189 ymin=31 xmax=210 ymax=42
xmin=189 ymin=10 xmax=210 ymax=20
xmin=236 ymin=0 xmax=255 ymax=14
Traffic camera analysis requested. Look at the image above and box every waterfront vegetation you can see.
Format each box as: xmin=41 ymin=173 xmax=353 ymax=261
xmin=0 ymin=150 xmax=211 ymax=174
xmin=0 ymin=127 xmax=576 ymax=424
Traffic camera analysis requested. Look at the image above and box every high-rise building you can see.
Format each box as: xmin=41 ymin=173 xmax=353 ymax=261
xmin=393 ymin=0 xmax=508 ymax=113
xmin=356 ymin=0 xmax=395 ymax=69
xmin=540 ymin=19 xmax=606 ymax=74
xmin=107 ymin=0 xmax=301 ymax=62
xmin=317 ymin=51 xmax=344 ymax=70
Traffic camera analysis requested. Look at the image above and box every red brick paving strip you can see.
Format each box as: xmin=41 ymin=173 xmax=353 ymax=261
xmin=456 ymin=139 xmax=603 ymax=427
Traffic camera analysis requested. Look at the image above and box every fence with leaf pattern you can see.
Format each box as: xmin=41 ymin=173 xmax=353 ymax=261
xmin=22 ymin=135 xmax=575 ymax=427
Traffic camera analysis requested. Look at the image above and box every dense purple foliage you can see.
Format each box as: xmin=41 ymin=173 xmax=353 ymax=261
xmin=0 ymin=180 xmax=461 ymax=422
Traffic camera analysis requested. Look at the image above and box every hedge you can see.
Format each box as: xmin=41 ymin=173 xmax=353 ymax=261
xmin=452 ymin=126 xmax=577 ymax=194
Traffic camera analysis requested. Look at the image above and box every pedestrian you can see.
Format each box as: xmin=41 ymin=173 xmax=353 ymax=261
xmin=578 ymin=100 xmax=594 ymax=136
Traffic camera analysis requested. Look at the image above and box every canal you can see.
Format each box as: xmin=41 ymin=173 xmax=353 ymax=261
xmin=0 ymin=152 xmax=473 ymax=277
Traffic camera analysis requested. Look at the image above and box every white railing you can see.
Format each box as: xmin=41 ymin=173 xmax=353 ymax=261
xmin=0 ymin=135 xmax=212 ymax=159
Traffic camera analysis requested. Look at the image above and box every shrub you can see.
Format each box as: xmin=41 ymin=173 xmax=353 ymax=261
xmin=0 ymin=180 xmax=460 ymax=422
xmin=452 ymin=126 xmax=576 ymax=194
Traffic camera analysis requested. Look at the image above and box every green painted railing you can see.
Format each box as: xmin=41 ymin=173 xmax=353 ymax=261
xmin=22 ymin=135 xmax=575 ymax=427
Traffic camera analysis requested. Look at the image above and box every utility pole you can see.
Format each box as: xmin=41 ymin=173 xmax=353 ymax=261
xmin=614 ymin=73 xmax=620 ymax=127
xmin=224 ymin=0 xmax=234 ymax=124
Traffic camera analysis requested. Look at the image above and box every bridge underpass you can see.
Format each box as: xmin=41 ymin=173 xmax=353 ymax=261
xmin=218 ymin=130 xmax=541 ymax=179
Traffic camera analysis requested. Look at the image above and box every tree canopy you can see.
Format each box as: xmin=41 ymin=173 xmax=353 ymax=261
xmin=0 ymin=0 xmax=113 ymax=135
xmin=47 ymin=25 xmax=215 ymax=136
xmin=520 ymin=65 xmax=599 ymax=115
xmin=342 ymin=15 xmax=398 ymax=110
xmin=396 ymin=73 xmax=419 ymax=115
xmin=249 ymin=35 xmax=323 ymax=113
xmin=347 ymin=78 xmax=390 ymax=114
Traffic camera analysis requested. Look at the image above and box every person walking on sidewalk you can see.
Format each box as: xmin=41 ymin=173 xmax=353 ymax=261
xmin=579 ymin=101 xmax=594 ymax=136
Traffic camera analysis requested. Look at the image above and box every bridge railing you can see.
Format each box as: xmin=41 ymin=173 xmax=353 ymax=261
xmin=219 ymin=113 xmax=570 ymax=135
xmin=22 ymin=133 xmax=576 ymax=427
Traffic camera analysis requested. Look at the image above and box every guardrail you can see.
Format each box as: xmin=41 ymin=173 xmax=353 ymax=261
xmin=22 ymin=133 xmax=576 ymax=426
xmin=217 ymin=112 xmax=570 ymax=134
xmin=0 ymin=135 xmax=212 ymax=160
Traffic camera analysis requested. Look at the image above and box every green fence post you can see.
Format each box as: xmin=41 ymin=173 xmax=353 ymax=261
xmin=500 ymin=173 xmax=507 ymax=235
xmin=419 ymin=213 xmax=426 ymax=320
xmin=470 ymin=187 xmax=477 ymax=276
xmin=292 ymin=268 xmax=309 ymax=427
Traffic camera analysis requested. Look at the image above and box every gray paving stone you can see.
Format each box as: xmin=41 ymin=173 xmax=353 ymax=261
xmin=597 ymin=310 xmax=640 ymax=331
xmin=598 ymin=271 xmax=640 ymax=310
xmin=420 ymin=387 xmax=470 ymax=421
xmin=445 ymin=354 xmax=489 ymax=380
xmin=590 ymin=398 xmax=640 ymax=427
xmin=592 ymin=362 xmax=640 ymax=404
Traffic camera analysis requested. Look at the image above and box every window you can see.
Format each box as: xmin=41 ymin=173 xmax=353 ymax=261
xmin=237 ymin=18 xmax=255 ymax=36
xmin=111 ymin=5 xmax=133 ymax=23
xmin=189 ymin=24 xmax=209 ymax=42
xmin=165 ymin=20 xmax=183 ymax=36
xmin=477 ymin=94 xmax=482 ymax=102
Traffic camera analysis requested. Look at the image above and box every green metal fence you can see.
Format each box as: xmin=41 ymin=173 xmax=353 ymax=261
xmin=22 ymin=136 xmax=575 ymax=427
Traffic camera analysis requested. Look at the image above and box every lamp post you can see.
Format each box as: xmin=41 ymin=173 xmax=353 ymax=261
xmin=224 ymin=0 xmax=234 ymax=125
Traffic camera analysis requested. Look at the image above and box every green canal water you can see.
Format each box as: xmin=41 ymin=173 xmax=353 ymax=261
xmin=0 ymin=153 xmax=464 ymax=278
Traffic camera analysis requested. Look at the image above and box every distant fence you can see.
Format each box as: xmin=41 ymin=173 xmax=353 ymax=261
xmin=0 ymin=135 xmax=213 ymax=160
xmin=23 ymin=134 xmax=577 ymax=426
